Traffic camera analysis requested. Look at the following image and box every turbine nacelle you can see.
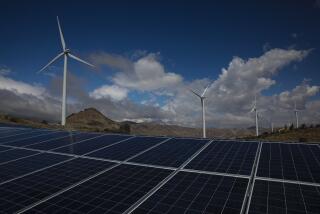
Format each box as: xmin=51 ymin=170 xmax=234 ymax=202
xmin=64 ymin=49 xmax=71 ymax=54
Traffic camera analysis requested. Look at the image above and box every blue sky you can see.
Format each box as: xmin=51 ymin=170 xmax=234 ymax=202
xmin=0 ymin=0 xmax=320 ymax=127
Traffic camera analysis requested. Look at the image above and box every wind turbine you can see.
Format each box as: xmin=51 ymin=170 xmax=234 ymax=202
xmin=250 ymin=95 xmax=259 ymax=136
xmin=38 ymin=16 xmax=94 ymax=126
xmin=190 ymin=85 xmax=210 ymax=138
xmin=293 ymin=101 xmax=300 ymax=129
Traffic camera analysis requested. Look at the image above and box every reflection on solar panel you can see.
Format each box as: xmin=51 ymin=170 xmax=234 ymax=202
xmin=130 ymin=138 xmax=209 ymax=167
xmin=53 ymin=134 xmax=131 ymax=155
xmin=0 ymin=126 xmax=319 ymax=214
xmin=0 ymin=158 xmax=114 ymax=213
xmin=133 ymin=172 xmax=248 ymax=214
xmin=87 ymin=136 xmax=168 ymax=161
xmin=248 ymin=179 xmax=320 ymax=214
xmin=6 ymin=131 xmax=71 ymax=147
xmin=0 ymin=148 xmax=38 ymax=164
xmin=186 ymin=140 xmax=258 ymax=176
xmin=0 ymin=153 xmax=71 ymax=183
xmin=257 ymin=143 xmax=320 ymax=183
xmin=26 ymin=132 xmax=101 ymax=151
xmin=24 ymin=164 xmax=171 ymax=214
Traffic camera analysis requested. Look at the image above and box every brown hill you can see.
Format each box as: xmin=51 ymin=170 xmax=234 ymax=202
xmin=66 ymin=108 xmax=129 ymax=133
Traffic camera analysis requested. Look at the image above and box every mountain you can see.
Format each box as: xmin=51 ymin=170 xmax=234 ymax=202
xmin=66 ymin=108 xmax=129 ymax=133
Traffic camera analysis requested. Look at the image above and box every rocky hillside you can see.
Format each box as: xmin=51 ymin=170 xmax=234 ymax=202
xmin=66 ymin=108 xmax=130 ymax=133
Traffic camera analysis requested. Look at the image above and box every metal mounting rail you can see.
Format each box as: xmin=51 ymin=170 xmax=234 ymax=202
xmin=241 ymin=141 xmax=262 ymax=214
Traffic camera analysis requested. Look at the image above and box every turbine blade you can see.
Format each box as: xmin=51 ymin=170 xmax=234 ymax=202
xmin=57 ymin=16 xmax=66 ymax=50
xmin=201 ymin=84 xmax=210 ymax=97
xmin=69 ymin=53 xmax=95 ymax=67
xmin=38 ymin=52 xmax=64 ymax=73
xmin=190 ymin=89 xmax=201 ymax=98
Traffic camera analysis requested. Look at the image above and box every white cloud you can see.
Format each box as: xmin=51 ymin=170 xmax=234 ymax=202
xmin=0 ymin=66 xmax=11 ymax=76
xmin=91 ymin=52 xmax=183 ymax=92
xmin=0 ymin=75 xmax=46 ymax=97
xmin=89 ymin=85 xmax=128 ymax=101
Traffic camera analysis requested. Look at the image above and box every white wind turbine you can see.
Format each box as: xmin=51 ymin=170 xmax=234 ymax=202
xmin=250 ymin=95 xmax=259 ymax=136
xmin=293 ymin=101 xmax=300 ymax=129
xmin=190 ymin=85 xmax=210 ymax=138
xmin=38 ymin=16 xmax=94 ymax=126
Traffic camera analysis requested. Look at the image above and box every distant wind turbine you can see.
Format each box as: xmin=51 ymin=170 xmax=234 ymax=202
xmin=294 ymin=101 xmax=300 ymax=129
xmin=38 ymin=16 xmax=94 ymax=126
xmin=250 ymin=95 xmax=259 ymax=136
xmin=190 ymin=85 xmax=210 ymax=138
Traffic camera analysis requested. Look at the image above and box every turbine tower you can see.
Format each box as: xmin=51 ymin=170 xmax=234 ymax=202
xmin=294 ymin=101 xmax=300 ymax=129
xmin=190 ymin=85 xmax=210 ymax=138
xmin=250 ymin=95 xmax=259 ymax=136
xmin=39 ymin=16 xmax=94 ymax=126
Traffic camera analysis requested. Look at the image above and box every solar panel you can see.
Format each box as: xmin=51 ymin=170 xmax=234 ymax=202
xmin=0 ymin=148 xmax=38 ymax=164
xmin=185 ymin=140 xmax=258 ymax=176
xmin=0 ymin=130 xmax=51 ymax=144
xmin=0 ymin=129 xmax=33 ymax=139
xmin=22 ymin=164 xmax=171 ymax=213
xmin=0 ymin=145 xmax=12 ymax=152
xmin=87 ymin=136 xmax=168 ymax=161
xmin=130 ymin=138 xmax=209 ymax=167
xmin=257 ymin=143 xmax=320 ymax=183
xmin=6 ymin=131 xmax=72 ymax=147
xmin=0 ymin=158 xmax=114 ymax=213
xmin=132 ymin=172 xmax=249 ymax=214
xmin=52 ymin=134 xmax=132 ymax=155
xmin=248 ymin=179 xmax=320 ymax=214
xmin=26 ymin=132 xmax=101 ymax=151
xmin=0 ymin=153 xmax=71 ymax=183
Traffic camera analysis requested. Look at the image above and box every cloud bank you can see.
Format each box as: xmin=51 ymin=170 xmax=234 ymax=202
xmin=0 ymin=48 xmax=319 ymax=128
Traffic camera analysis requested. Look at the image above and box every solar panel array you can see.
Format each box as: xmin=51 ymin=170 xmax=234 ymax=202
xmin=0 ymin=126 xmax=319 ymax=214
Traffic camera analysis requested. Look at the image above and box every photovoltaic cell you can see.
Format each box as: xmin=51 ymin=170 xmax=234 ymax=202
xmin=0 ymin=145 xmax=12 ymax=152
xmin=6 ymin=131 xmax=72 ymax=147
xmin=0 ymin=130 xmax=51 ymax=144
xmin=87 ymin=136 xmax=168 ymax=161
xmin=0 ymin=148 xmax=38 ymax=164
xmin=53 ymin=134 xmax=131 ymax=155
xmin=130 ymin=138 xmax=208 ymax=167
xmin=0 ymin=153 xmax=71 ymax=183
xmin=0 ymin=129 xmax=32 ymax=139
xmin=257 ymin=143 xmax=320 ymax=183
xmin=27 ymin=132 xmax=101 ymax=151
xmin=133 ymin=172 xmax=248 ymax=214
xmin=24 ymin=164 xmax=171 ymax=214
xmin=0 ymin=158 xmax=114 ymax=213
xmin=185 ymin=141 xmax=258 ymax=176
xmin=248 ymin=179 xmax=320 ymax=214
